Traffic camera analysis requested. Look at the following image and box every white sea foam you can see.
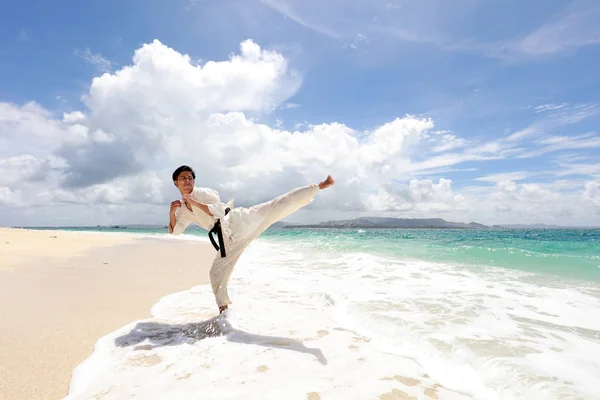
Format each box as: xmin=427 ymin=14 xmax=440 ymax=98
xmin=64 ymin=239 xmax=600 ymax=400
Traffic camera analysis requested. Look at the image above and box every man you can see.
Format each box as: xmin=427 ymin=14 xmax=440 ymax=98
xmin=168 ymin=165 xmax=335 ymax=314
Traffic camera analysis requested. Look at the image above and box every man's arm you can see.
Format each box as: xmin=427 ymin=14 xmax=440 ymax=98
xmin=168 ymin=200 xmax=180 ymax=234
xmin=168 ymin=200 xmax=191 ymax=235
xmin=183 ymin=188 xmax=230 ymax=218
xmin=182 ymin=194 xmax=214 ymax=217
xmin=168 ymin=214 xmax=177 ymax=234
xmin=192 ymin=202 xmax=214 ymax=217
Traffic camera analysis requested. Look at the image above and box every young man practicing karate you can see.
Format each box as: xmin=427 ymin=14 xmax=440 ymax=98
xmin=168 ymin=165 xmax=335 ymax=314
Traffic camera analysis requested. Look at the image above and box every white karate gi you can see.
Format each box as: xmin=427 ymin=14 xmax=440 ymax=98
xmin=171 ymin=183 xmax=320 ymax=308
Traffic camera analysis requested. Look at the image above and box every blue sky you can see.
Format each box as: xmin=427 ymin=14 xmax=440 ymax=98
xmin=1 ymin=0 xmax=599 ymax=226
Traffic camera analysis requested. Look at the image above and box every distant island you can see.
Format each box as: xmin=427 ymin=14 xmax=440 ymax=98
xmin=271 ymin=218 xmax=570 ymax=230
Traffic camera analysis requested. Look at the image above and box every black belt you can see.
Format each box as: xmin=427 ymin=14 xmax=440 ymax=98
xmin=208 ymin=207 xmax=230 ymax=258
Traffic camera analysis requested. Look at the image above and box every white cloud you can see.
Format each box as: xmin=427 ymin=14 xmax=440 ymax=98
xmin=0 ymin=187 xmax=23 ymax=208
xmin=475 ymin=172 xmax=532 ymax=184
xmin=359 ymin=116 xmax=433 ymax=166
xmin=556 ymin=162 xmax=600 ymax=178
xmin=261 ymin=0 xmax=343 ymax=39
xmin=505 ymin=102 xmax=597 ymax=145
xmin=0 ymin=101 xmax=79 ymax=159
xmin=75 ymin=48 xmax=113 ymax=73
xmin=452 ymin=179 xmax=600 ymax=225
xmin=536 ymin=132 xmax=596 ymax=145
xmin=263 ymin=0 xmax=467 ymax=52
xmin=553 ymin=153 xmax=589 ymax=163
xmin=2 ymin=38 xmax=453 ymax=225
xmin=444 ymin=2 xmax=600 ymax=61
xmin=0 ymin=155 xmax=58 ymax=186
xmin=517 ymin=133 xmax=600 ymax=158
xmin=1 ymin=38 xmax=599 ymax=227
xmin=583 ymin=182 xmax=600 ymax=206
xmin=262 ymin=0 xmax=600 ymax=62
xmin=533 ymin=103 xmax=569 ymax=113
xmin=367 ymin=178 xmax=466 ymax=213
xmin=63 ymin=111 xmax=87 ymax=124
xmin=416 ymin=100 xmax=598 ymax=172
xmin=350 ymin=34 xmax=370 ymax=49
xmin=410 ymin=167 xmax=478 ymax=177
xmin=36 ymin=171 xmax=168 ymax=207
xmin=84 ymin=39 xmax=300 ymax=116
xmin=278 ymin=103 xmax=300 ymax=110
xmin=430 ymin=131 xmax=467 ymax=153
xmin=56 ymin=39 xmax=303 ymax=188
xmin=532 ymin=102 xmax=598 ymax=125
xmin=406 ymin=151 xmax=499 ymax=174
xmin=491 ymin=180 xmax=558 ymax=204
xmin=507 ymin=126 xmax=537 ymax=142
xmin=509 ymin=2 xmax=600 ymax=57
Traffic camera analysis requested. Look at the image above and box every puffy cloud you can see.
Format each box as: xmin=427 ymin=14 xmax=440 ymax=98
xmin=84 ymin=39 xmax=300 ymax=116
xmin=63 ymin=111 xmax=87 ymax=124
xmin=56 ymin=39 xmax=303 ymax=188
xmin=1 ymin=38 xmax=599 ymax=227
xmin=0 ymin=155 xmax=58 ymax=186
xmin=456 ymin=179 xmax=600 ymax=225
xmin=366 ymin=178 xmax=466 ymax=213
xmin=583 ymin=182 xmax=600 ymax=207
xmin=0 ymin=187 xmax=23 ymax=208
xmin=429 ymin=130 xmax=468 ymax=153
xmin=490 ymin=180 xmax=559 ymax=204
xmin=74 ymin=48 xmax=112 ymax=73
xmin=0 ymin=102 xmax=69 ymax=158
xmin=0 ymin=38 xmax=449 ymax=225
xmin=475 ymin=172 xmax=531 ymax=183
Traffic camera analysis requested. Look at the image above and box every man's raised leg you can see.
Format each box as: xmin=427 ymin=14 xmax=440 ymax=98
xmin=248 ymin=175 xmax=335 ymax=235
xmin=208 ymin=183 xmax=318 ymax=313
xmin=208 ymin=175 xmax=334 ymax=313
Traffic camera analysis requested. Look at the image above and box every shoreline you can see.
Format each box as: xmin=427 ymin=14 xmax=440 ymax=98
xmin=0 ymin=228 xmax=215 ymax=400
xmin=2 ymin=228 xmax=598 ymax=399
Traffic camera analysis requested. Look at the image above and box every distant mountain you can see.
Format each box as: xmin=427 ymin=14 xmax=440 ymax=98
xmin=492 ymin=223 xmax=562 ymax=229
xmin=278 ymin=217 xmax=489 ymax=229
xmin=271 ymin=222 xmax=292 ymax=228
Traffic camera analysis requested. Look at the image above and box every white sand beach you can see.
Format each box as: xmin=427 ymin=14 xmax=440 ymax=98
xmin=4 ymin=228 xmax=597 ymax=400
xmin=0 ymin=228 xmax=214 ymax=400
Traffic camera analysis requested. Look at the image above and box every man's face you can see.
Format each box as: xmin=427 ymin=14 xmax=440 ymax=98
xmin=174 ymin=171 xmax=195 ymax=194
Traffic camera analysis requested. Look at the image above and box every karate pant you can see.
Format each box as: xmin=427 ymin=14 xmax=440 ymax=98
xmin=209 ymin=183 xmax=320 ymax=308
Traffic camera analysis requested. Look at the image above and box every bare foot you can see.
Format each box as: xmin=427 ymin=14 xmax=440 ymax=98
xmin=318 ymin=175 xmax=335 ymax=190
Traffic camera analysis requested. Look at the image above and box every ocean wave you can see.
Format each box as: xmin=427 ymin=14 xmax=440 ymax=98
xmin=64 ymin=239 xmax=600 ymax=400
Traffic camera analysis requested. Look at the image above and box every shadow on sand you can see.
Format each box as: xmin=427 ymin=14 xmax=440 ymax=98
xmin=114 ymin=314 xmax=328 ymax=365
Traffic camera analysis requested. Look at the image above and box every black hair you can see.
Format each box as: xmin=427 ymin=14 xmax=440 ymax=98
xmin=172 ymin=165 xmax=196 ymax=181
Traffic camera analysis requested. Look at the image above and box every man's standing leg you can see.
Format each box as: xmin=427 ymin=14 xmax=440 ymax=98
xmin=209 ymin=237 xmax=250 ymax=313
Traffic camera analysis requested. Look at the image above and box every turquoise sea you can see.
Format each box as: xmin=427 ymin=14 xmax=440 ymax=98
xmin=46 ymin=226 xmax=600 ymax=282
xmin=36 ymin=226 xmax=600 ymax=399
xmin=262 ymin=228 xmax=600 ymax=282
